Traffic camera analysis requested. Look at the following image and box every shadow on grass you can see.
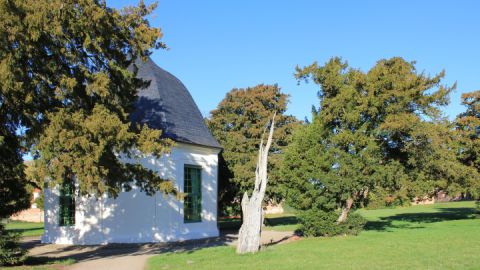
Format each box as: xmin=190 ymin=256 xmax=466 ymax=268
xmin=264 ymin=216 xmax=299 ymax=227
xmin=22 ymin=256 xmax=76 ymax=266
xmin=218 ymin=218 xmax=241 ymax=230
xmin=218 ymin=216 xmax=299 ymax=230
xmin=7 ymin=226 xmax=43 ymax=235
xmin=365 ymin=207 xmax=478 ymax=232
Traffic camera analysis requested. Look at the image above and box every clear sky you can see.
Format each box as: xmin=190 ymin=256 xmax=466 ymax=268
xmin=110 ymin=0 xmax=480 ymax=121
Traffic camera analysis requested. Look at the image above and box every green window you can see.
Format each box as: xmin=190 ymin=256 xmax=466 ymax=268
xmin=184 ymin=165 xmax=202 ymax=223
xmin=59 ymin=180 xmax=75 ymax=226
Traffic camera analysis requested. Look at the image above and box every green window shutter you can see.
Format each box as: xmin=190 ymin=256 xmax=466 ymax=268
xmin=59 ymin=179 xmax=75 ymax=226
xmin=184 ymin=165 xmax=202 ymax=223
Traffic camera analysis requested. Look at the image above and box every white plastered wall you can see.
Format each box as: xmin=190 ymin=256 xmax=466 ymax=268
xmin=41 ymin=143 xmax=220 ymax=245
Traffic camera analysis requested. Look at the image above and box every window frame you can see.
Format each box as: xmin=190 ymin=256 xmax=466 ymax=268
xmin=183 ymin=164 xmax=202 ymax=223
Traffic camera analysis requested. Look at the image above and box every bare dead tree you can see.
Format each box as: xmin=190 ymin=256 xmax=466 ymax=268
xmin=236 ymin=113 xmax=276 ymax=254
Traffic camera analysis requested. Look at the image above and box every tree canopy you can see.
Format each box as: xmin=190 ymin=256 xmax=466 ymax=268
xmin=0 ymin=0 xmax=174 ymax=203
xmin=282 ymin=57 xmax=474 ymax=222
xmin=207 ymin=84 xmax=298 ymax=212
xmin=456 ymin=91 xmax=480 ymax=170
xmin=455 ymin=91 xmax=480 ymax=196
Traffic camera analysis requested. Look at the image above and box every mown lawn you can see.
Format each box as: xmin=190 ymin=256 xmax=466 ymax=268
xmin=148 ymin=201 xmax=480 ymax=270
xmin=219 ymin=205 xmax=299 ymax=232
xmin=5 ymin=221 xmax=44 ymax=237
xmin=219 ymin=214 xmax=299 ymax=232
xmin=0 ymin=258 xmax=75 ymax=270
xmin=264 ymin=213 xmax=298 ymax=232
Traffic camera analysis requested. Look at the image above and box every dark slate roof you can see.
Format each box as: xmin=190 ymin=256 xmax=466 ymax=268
xmin=130 ymin=58 xmax=222 ymax=149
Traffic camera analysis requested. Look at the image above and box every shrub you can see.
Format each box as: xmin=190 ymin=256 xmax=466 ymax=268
xmin=298 ymin=209 xmax=366 ymax=237
xmin=0 ymin=224 xmax=25 ymax=266
xmin=34 ymin=193 xmax=45 ymax=210
xmin=342 ymin=213 xmax=367 ymax=236
xmin=366 ymin=187 xmax=410 ymax=210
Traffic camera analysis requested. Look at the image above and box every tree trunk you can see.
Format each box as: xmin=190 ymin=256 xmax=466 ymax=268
xmin=236 ymin=114 xmax=276 ymax=254
xmin=337 ymin=197 xmax=353 ymax=224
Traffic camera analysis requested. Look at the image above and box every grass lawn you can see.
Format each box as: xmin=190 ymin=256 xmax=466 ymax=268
xmin=264 ymin=214 xmax=299 ymax=232
xmin=148 ymin=201 xmax=480 ymax=270
xmin=4 ymin=221 xmax=44 ymax=237
xmin=219 ymin=204 xmax=299 ymax=232
xmin=219 ymin=214 xmax=299 ymax=232
xmin=0 ymin=258 xmax=75 ymax=270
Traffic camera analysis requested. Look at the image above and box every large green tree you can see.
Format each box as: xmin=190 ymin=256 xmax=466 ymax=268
xmin=0 ymin=0 xmax=175 ymax=212
xmin=1 ymin=2 xmax=174 ymax=263
xmin=455 ymin=91 xmax=480 ymax=197
xmin=282 ymin=57 xmax=472 ymax=222
xmin=207 ymin=84 xmax=298 ymax=214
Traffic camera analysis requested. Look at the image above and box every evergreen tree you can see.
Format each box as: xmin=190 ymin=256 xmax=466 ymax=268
xmin=282 ymin=57 xmax=470 ymax=223
xmin=1 ymin=1 xmax=175 ymax=263
xmin=207 ymin=85 xmax=298 ymax=213
xmin=0 ymin=0 xmax=175 ymax=200
xmin=455 ymin=91 xmax=480 ymax=197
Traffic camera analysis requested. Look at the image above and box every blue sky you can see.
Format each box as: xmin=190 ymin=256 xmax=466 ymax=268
xmin=110 ymin=0 xmax=480 ymax=121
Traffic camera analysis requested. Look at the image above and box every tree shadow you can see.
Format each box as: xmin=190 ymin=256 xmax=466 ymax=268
xmin=218 ymin=217 xmax=241 ymax=230
xmin=22 ymin=256 xmax=75 ymax=267
xmin=7 ymin=226 xmax=43 ymax=236
xmin=264 ymin=216 xmax=299 ymax=227
xmin=364 ymin=207 xmax=477 ymax=232
xmin=219 ymin=215 xmax=299 ymax=230
xmin=364 ymin=221 xmax=426 ymax=231
xmin=22 ymin=232 xmax=238 ymax=264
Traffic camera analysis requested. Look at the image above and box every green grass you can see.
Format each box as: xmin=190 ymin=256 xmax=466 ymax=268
xmin=148 ymin=201 xmax=480 ymax=270
xmin=0 ymin=258 xmax=75 ymax=270
xmin=218 ymin=214 xmax=299 ymax=232
xmin=219 ymin=204 xmax=299 ymax=232
xmin=218 ymin=213 xmax=298 ymax=232
xmin=264 ymin=214 xmax=299 ymax=232
xmin=5 ymin=221 xmax=44 ymax=237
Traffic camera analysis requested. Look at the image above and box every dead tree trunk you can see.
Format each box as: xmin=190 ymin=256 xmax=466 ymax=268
xmin=236 ymin=113 xmax=276 ymax=254
xmin=336 ymin=197 xmax=353 ymax=224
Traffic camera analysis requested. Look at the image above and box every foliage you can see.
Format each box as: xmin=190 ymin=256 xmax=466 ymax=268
xmin=455 ymin=91 xmax=480 ymax=196
xmin=0 ymin=0 xmax=175 ymax=199
xmin=34 ymin=194 xmax=45 ymax=210
xmin=407 ymin=120 xmax=479 ymax=198
xmin=0 ymin=130 xmax=30 ymax=219
xmin=23 ymin=161 xmax=45 ymax=210
xmin=147 ymin=202 xmax=480 ymax=270
xmin=207 ymin=85 xmax=298 ymax=213
xmin=282 ymin=57 xmax=471 ymax=223
xmin=341 ymin=213 xmax=367 ymax=235
xmin=0 ymin=224 xmax=25 ymax=266
xmin=0 ymin=127 xmax=28 ymax=266
xmin=298 ymin=209 xmax=366 ymax=237
xmin=364 ymin=186 xmax=410 ymax=209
